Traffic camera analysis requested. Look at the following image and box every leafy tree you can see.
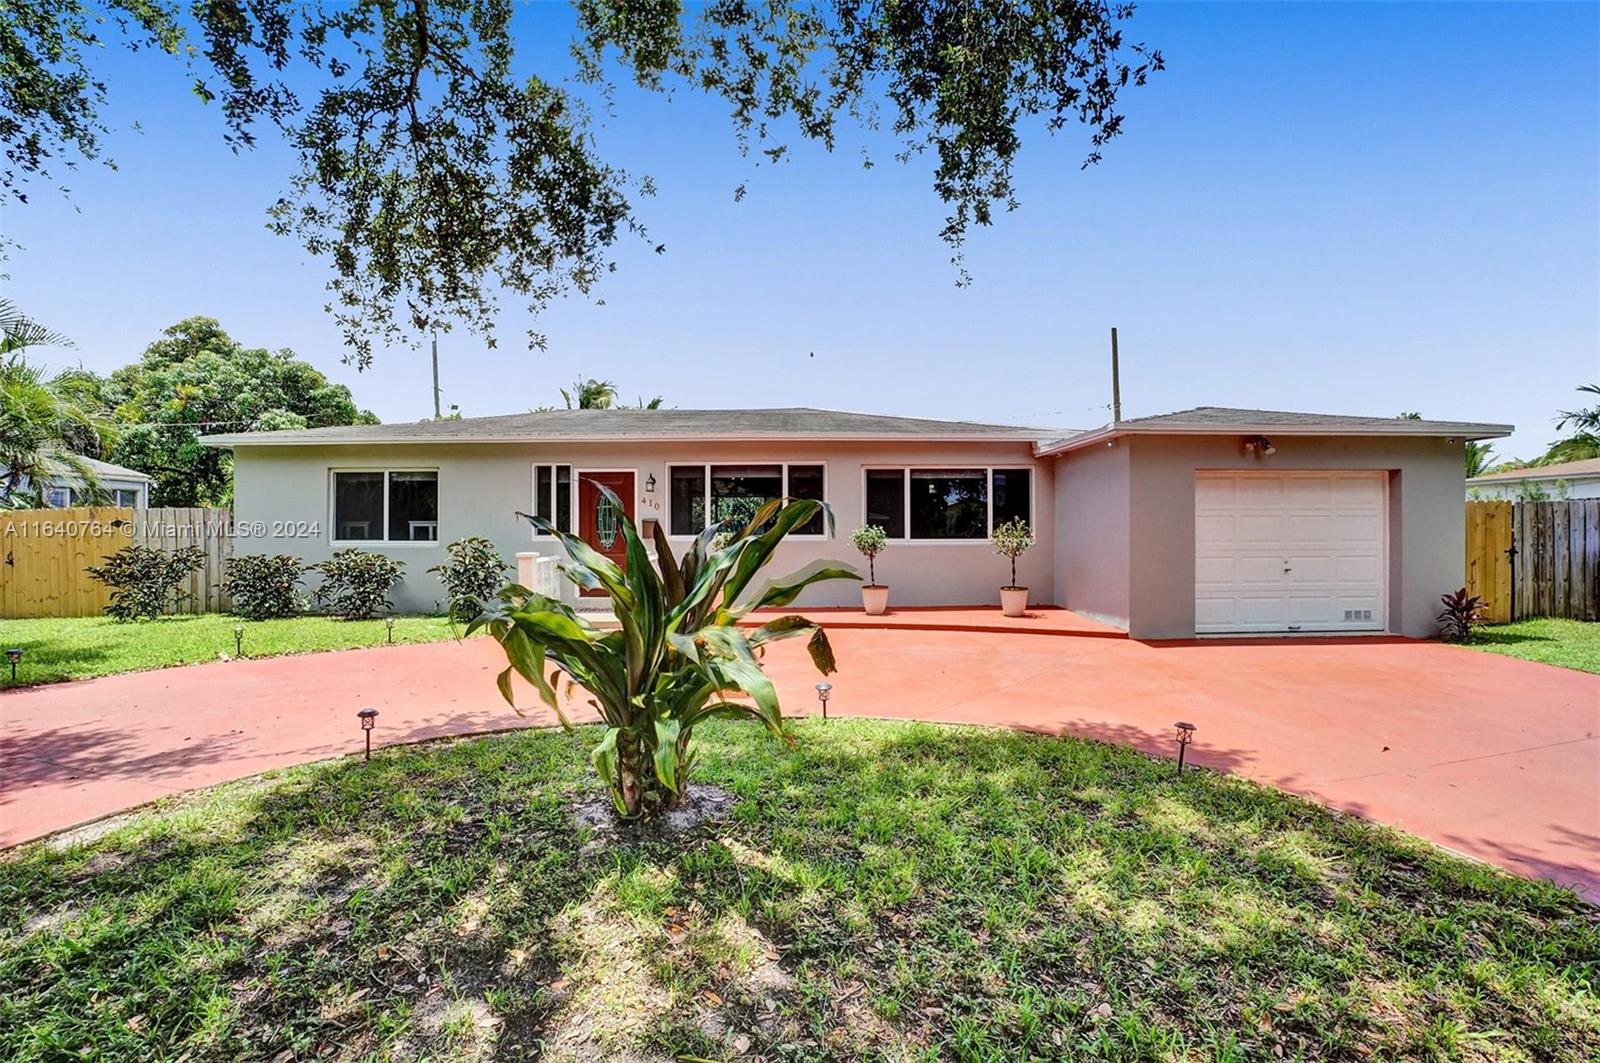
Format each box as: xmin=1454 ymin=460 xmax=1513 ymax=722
xmin=0 ymin=304 xmax=112 ymax=507
xmin=3 ymin=2 xmax=1161 ymax=363
xmin=104 ymin=317 xmax=377 ymax=506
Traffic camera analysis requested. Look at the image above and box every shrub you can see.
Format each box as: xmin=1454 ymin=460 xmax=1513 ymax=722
xmin=428 ymin=537 xmax=510 ymax=621
xmin=1437 ymin=587 xmax=1488 ymax=643
xmin=312 ymin=549 xmax=405 ymax=619
xmin=991 ymin=518 xmax=1035 ymax=589
xmin=84 ymin=545 xmax=207 ymax=621
xmin=850 ymin=524 xmax=888 ymax=586
xmin=474 ymin=490 xmax=859 ymax=820
xmin=224 ymin=554 xmax=308 ymax=619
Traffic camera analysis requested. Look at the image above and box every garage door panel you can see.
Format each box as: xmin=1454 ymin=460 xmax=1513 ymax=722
xmin=1195 ymin=471 xmax=1386 ymax=634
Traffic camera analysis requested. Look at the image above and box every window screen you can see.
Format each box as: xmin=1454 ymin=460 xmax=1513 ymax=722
xmin=865 ymin=469 xmax=906 ymax=539
xmin=909 ymin=469 xmax=987 ymax=539
xmin=787 ymin=464 xmax=825 ymax=535
xmin=334 ymin=472 xmax=384 ymax=540
xmin=991 ymin=469 xmax=1031 ymax=528
xmin=388 ymin=471 xmax=438 ymax=541
xmin=670 ymin=466 xmax=706 ymax=536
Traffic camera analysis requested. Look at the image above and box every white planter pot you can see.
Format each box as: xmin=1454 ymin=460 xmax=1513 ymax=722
xmin=1000 ymin=586 xmax=1029 ymax=618
xmin=862 ymin=585 xmax=890 ymax=616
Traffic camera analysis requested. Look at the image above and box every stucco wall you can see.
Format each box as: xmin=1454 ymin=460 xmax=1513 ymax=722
xmin=1053 ymin=441 xmax=1130 ymax=627
xmin=1124 ymin=434 xmax=1466 ymax=639
xmin=230 ymin=439 xmax=1054 ymax=613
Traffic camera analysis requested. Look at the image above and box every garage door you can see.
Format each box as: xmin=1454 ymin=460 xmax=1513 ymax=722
xmin=1195 ymin=471 xmax=1386 ymax=634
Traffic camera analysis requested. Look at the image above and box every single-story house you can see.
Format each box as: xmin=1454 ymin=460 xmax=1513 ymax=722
xmin=201 ymin=406 xmax=1511 ymax=639
xmin=1466 ymin=457 xmax=1600 ymax=501
xmin=39 ymin=456 xmax=153 ymax=509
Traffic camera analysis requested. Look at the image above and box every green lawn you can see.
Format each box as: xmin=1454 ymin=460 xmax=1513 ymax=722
xmin=0 ymin=614 xmax=466 ymax=687
xmin=1 ymin=721 xmax=1593 ymax=1061
xmin=1465 ymin=618 xmax=1600 ymax=674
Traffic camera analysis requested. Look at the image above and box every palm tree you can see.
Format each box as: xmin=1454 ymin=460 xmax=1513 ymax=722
xmin=1464 ymin=440 xmax=1496 ymax=479
xmin=561 ymin=377 xmax=619 ymax=410
xmin=0 ymin=307 xmax=114 ymax=507
xmin=0 ymin=300 xmax=70 ymax=363
xmin=555 ymin=378 xmax=664 ymax=410
xmin=1540 ymin=383 xmax=1600 ymax=464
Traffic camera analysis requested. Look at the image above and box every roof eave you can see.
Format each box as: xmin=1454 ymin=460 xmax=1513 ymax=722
xmin=202 ymin=430 xmax=1054 ymax=448
xmin=1034 ymin=421 xmax=1515 ymax=457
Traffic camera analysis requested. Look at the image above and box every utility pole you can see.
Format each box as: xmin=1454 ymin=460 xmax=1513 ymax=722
xmin=432 ymin=332 xmax=444 ymax=419
xmin=1110 ymin=326 xmax=1122 ymax=424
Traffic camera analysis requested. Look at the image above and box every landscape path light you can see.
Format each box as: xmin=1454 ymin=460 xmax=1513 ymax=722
xmin=234 ymin=624 xmax=244 ymax=657
xmin=358 ymin=707 xmax=379 ymax=761
xmin=1174 ymin=721 xmax=1197 ymax=775
xmin=5 ymin=648 xmax=21 ymax=682
xmin=815 ymin=681 xmax=833 ymax=721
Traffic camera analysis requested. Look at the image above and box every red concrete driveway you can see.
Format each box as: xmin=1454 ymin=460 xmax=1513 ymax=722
xmin=2 ymin=626 xmax=1596 ymax=899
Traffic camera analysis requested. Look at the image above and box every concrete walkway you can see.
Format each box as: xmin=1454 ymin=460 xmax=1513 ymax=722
xmin=2 ymin=625 xmax=1596 ymax=899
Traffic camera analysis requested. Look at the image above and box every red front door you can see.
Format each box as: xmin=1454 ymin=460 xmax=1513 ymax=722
xmin=577 ymin=471 xmax=635 ymax=595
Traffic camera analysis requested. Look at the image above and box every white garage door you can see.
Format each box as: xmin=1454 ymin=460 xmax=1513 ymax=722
xmin=1195 ymin=471 xmax=1387 ymax=634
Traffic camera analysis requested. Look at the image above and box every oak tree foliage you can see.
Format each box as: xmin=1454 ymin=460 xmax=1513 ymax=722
xmin=4 ymin=0 xmax=1161 ymax=363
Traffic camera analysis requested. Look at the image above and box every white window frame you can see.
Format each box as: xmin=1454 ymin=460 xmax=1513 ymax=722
xmin=328 ymin=467 xmax=441 ymax=546
xmin=860 ymin=465 xmax=1035 ymax=543
xmin=530 ymin=463 xmax=576 ymax=539
xmin=665 ymin=461 xmax=830 ymax=540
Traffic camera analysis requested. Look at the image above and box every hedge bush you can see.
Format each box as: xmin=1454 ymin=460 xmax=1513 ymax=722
xmin=427 ymin=537 xmax=509 ymax=621
xmin=84 ymin=545 xmax=207 ymax=621
xmin=311 ymin=549 xmax=405 ymax=619
xmin=224 ymin=554 xmax=308 ymax=619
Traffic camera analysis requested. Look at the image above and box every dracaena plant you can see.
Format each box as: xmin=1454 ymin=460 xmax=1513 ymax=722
xmin=471 ymin=488 xmax=859 ymax=819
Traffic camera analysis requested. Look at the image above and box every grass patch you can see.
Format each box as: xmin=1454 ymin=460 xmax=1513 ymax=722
xmin=1 ymin=720 xmax=1595 ymax=1061
xmin=0 ymin=614 xmax=465 ymax=687
xmin=1464 ymin=618 xmax=1600 ymax=674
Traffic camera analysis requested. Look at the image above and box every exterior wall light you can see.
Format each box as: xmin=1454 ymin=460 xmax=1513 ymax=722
xmin=645 ymin=474 xmax=657 ymax=493
xmin=1242 ymin=435 xmax=1276 ymax=457
xmin=234 ymin=624 xmax=244 ymax=657
xmin=1174 ymin=721 xmax=1196 ymax=774
xmin=385 ymin=616 xmax=395 ymax=644
xmin=815 ymin=681 xmax=832 ymax=720
xmin=358 ymin=707 xmax=379 ymax=760
xmin=5 ymin=648 xmax=21 ymax=681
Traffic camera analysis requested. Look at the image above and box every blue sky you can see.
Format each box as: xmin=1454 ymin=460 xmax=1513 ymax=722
xmin=2 ymin=1 xmax=1595 ymax=461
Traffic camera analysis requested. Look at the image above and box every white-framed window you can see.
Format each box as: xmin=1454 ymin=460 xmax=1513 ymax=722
xmin=667 ymin=462 xmax=827 ymax=538
xmin=330 ymin=469 xmax=439 ymax=543
xmin=531 ymin=464 xmax=574 ymax=536
xmin=862 ymin=466 xmax=1033 ymax=541
xmin=44 ymin=487 xmax=71 ymax=508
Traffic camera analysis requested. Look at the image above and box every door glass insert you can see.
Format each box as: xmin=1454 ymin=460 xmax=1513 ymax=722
xmin=595 ymin=492 xmax=621 ymax=549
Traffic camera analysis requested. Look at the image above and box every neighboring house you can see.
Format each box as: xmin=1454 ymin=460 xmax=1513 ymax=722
xmin=39 ymin=456 xmax=153 ymax=509
xmin=201 ymin=406 xmax=1511 ymax=639
xmin=1465 ymin=457 xmax=1600 ymax=501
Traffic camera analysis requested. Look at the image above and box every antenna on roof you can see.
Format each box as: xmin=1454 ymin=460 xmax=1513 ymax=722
xmin=1110 ymin=327 xmax=1122 ymax=424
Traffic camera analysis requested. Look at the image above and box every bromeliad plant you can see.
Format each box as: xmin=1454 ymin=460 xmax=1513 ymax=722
xmin=471 ymin=488 xmax=859 ymax=819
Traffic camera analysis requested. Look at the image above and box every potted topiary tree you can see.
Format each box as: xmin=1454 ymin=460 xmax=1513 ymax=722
xmin=850 ymin=524 xmax=890 ymax=615
xmin=993 ymin=517 xmax=1034 ymax=617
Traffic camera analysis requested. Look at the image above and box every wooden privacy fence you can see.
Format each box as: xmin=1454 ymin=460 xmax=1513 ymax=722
xmin=1465 ymin=500 xmax=1600 ymax=622
xmin=0 ymin=507 xmax=233 ymax=618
